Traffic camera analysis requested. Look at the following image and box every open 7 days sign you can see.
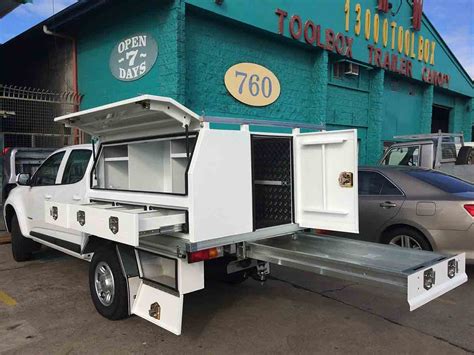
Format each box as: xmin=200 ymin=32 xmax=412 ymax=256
xmin=109 ymin=33 xmax=158 ymax=81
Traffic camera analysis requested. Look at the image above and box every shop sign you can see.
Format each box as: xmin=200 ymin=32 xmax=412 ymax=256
xmin=110 ymin=33 xmax=158 ymax=81
xmin=275 ymin=1 xmax=449 ymax=88
xmin=224 ymin=63 xmax=281 ymax=107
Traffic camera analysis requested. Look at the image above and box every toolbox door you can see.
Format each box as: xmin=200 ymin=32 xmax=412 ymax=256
xmin=293 ymin=129 xmax=358 ymax=233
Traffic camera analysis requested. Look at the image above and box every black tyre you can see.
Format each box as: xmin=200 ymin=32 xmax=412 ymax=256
xmin=89 ymin=247 xmax=129 ymax=320
xmin=11 ymin=214 xmax=40 ymax=262
xmin=382 ymin=227 xmax=432 ymax=251
xmin=455 ymin=146 xmax=473 ymax=165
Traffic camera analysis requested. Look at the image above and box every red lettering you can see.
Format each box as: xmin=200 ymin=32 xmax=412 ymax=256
xmin=390 ymin=54 xmax=398 ymax=72
xmin=406 ymin=60 xmax=413 ymax=77
xmin=316 ymin=25 xmax=324 ymax=48
xmin=375 ymin=48 xmax=382 ymax=67
xmin=304 ymin=20 xmax=316 ymax=45
xmin=412 ymin=0 xmax=423 ymax=31
xmin=399 ymin=58 xmax=406 ymax=75
xmin=290 ymin=15 xmax=302 ymax=40
xmin=422 ymin=67 xmax=429 ymax=82
xmin=367 ymin=45 xmax=375 ymax=64
xmin=325 ymin=29 xmax=335 ymax=51
xmin=275 ymin=8 xmax=288 ymax=34
xmin=345 ymin=36 xmax=353 ymax=58
xmin=335 ymin=33 xmax=345 ymax=55
xmin=383 ymin=52 xmax=391 ymax=70
xmin=378 ymin=0 xmax=389 ymax=13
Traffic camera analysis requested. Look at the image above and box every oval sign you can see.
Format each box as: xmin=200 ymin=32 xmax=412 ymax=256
xmin=109 ymin=32 xmax=158 ymax=82
xmin=224 ymin=63 xmax=281 ymax=107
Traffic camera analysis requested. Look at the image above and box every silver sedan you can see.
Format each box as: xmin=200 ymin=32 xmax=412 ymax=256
xmin=349 ymin=166 xmax=474 ymax=263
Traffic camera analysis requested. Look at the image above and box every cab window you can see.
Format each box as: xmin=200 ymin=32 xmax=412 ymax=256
xmin=383 ymin=146 xmax=420 ymax=166
xmin=62 ymin=150 xmax=92 ymax=184
xmin=31 ymin=152 xmax=65 ymax=186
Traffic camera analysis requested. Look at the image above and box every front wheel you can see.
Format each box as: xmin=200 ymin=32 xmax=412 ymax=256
xmin=11 ymin=214 xmax=40 ymax=262
xmin=89 ymin=247 xmax=129 ymax=320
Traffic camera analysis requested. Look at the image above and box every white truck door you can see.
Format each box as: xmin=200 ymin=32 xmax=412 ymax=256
xmin=293 ymin=129 xmax=359 ymax=233
xmin=25 ymin=150 xmax=67 ymax=236
xmin=48 ymin=148 xmax=93 ymax=247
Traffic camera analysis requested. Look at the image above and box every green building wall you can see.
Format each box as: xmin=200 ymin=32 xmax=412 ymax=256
xmin=75 ymin=0 xmax=473 ymax=165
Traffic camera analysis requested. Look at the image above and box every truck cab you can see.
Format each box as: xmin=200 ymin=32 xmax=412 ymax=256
xmin=5 ymin=145 xmax=92 ymax=252
xmin=380 ymin=133 xmax=474 ymax=182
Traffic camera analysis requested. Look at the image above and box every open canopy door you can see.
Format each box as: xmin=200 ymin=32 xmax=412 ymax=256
xmin=294 ymin=129 xmax=358 ymax=233
xmin=55 ymin=95 xmax=201 ymax=141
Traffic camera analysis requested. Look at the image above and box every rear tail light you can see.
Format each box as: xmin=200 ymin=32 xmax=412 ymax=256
xmin=187 ymin=247 xmax=223 ymax=263
xmin=463 ymin=204 xmax=474 ymax=217
xmin=2 ymin=147 xmax=10 ymax=156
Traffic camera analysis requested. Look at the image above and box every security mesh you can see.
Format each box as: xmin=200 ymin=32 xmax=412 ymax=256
xmin=252 ymin=137 xmax=293 ymax=229
xmin=0 ymin=85 xmax=79 ymax=148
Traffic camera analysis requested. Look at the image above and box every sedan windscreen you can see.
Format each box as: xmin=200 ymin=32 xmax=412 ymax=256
xmin=406 ymin=170 xmax=474 ymax=194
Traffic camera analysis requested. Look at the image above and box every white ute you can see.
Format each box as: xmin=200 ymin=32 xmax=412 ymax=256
xmin=4 ymin=96 xmax=467 ymax=335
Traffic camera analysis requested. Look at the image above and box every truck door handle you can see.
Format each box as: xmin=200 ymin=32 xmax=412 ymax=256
xmin=72 ymin=195 xmax=81 ymax=201
xmin=44 ymin=194 xmax=52 ymax=200
xmin=380 ymin=201 xmax=397 ymax=208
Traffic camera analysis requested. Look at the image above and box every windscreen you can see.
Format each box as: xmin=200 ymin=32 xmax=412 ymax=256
xmin=406 ymin=170 xmax=474 ymax=194
xmin=382 ymin=146 xmax=420 ymax=166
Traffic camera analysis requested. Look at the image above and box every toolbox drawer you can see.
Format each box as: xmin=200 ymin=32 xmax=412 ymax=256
xmin=45 ymin=201 xmax=186 ymax=247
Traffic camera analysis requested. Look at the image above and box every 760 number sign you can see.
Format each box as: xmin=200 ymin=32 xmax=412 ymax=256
xmin=225 ymin=63 xmax=281 ymax=107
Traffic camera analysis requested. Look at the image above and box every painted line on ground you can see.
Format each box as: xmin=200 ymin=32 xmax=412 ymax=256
xmin=0 ymin=291 xmax=17 ymax=306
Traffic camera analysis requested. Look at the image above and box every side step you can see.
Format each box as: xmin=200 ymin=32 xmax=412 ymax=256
xmin=246 ymin=233 xmax=467 ymax=310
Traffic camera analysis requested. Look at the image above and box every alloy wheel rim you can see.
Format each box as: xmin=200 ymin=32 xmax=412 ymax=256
xmin=389 ymin=235 xmax=422 ymax=250
xmin=94 ymin=261 xmax=115 ymax=306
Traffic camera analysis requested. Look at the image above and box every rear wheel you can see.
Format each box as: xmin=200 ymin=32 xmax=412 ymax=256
xmin=89 ymin=247 xmax=129 ymax=320
xmin=11 ymin=215 xmax=40 ymax=262
xmin=382 ymin=227 xmax=431 ymax=251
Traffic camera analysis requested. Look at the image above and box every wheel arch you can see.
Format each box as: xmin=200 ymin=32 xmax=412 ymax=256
xmin=380 ymin=223 xmax=434 ymax=250
xmin=4 ymin=204 xmax=29 ymax=237
xmin=83 ymin=235 xmax=114 ymax=254
xmin=4 ymin=204 xmax=15 ymax=233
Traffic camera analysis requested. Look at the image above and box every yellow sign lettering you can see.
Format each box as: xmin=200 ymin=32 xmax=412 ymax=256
xmin=373 ymin=13 xmax=380 ymax=44
xmin=364 ymin=9 xmax=371 ymax=40
xmin=345 ymin=0 xmax=350 ymax=32
xmin=397 ymin=26 xmax=404 ymax=53
xmin=418 ymin=35 xmax=424 ymax=61
xmin=382 ymin=19 xmax=388 ymax=47
xmin=424 ymin=39 xmax=430 ymax=63
xmin=390 ymin=21 xmax=397 ymax=50
xmin=354 ymin=3 xmax=361 ymax=36
xmin=404 ymin=30 xmax=411 ymax=56
xmin=430 ymin=42 xmax=436 ymax=65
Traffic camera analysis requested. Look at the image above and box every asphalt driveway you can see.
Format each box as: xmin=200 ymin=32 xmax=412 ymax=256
xmin=0 ymin=244 xmax=473 ymax=354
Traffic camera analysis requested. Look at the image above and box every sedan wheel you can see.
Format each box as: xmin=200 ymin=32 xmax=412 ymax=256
xmin=389 ymin=235 xmax=422 ymax=250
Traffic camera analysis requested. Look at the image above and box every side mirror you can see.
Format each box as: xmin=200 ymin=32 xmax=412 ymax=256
xmin=16 ymin=173 xmax=31 ymax=186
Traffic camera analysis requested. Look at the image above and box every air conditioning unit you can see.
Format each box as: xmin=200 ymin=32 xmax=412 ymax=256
xmin=344 ymin=62 xmax=360 ymax=76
